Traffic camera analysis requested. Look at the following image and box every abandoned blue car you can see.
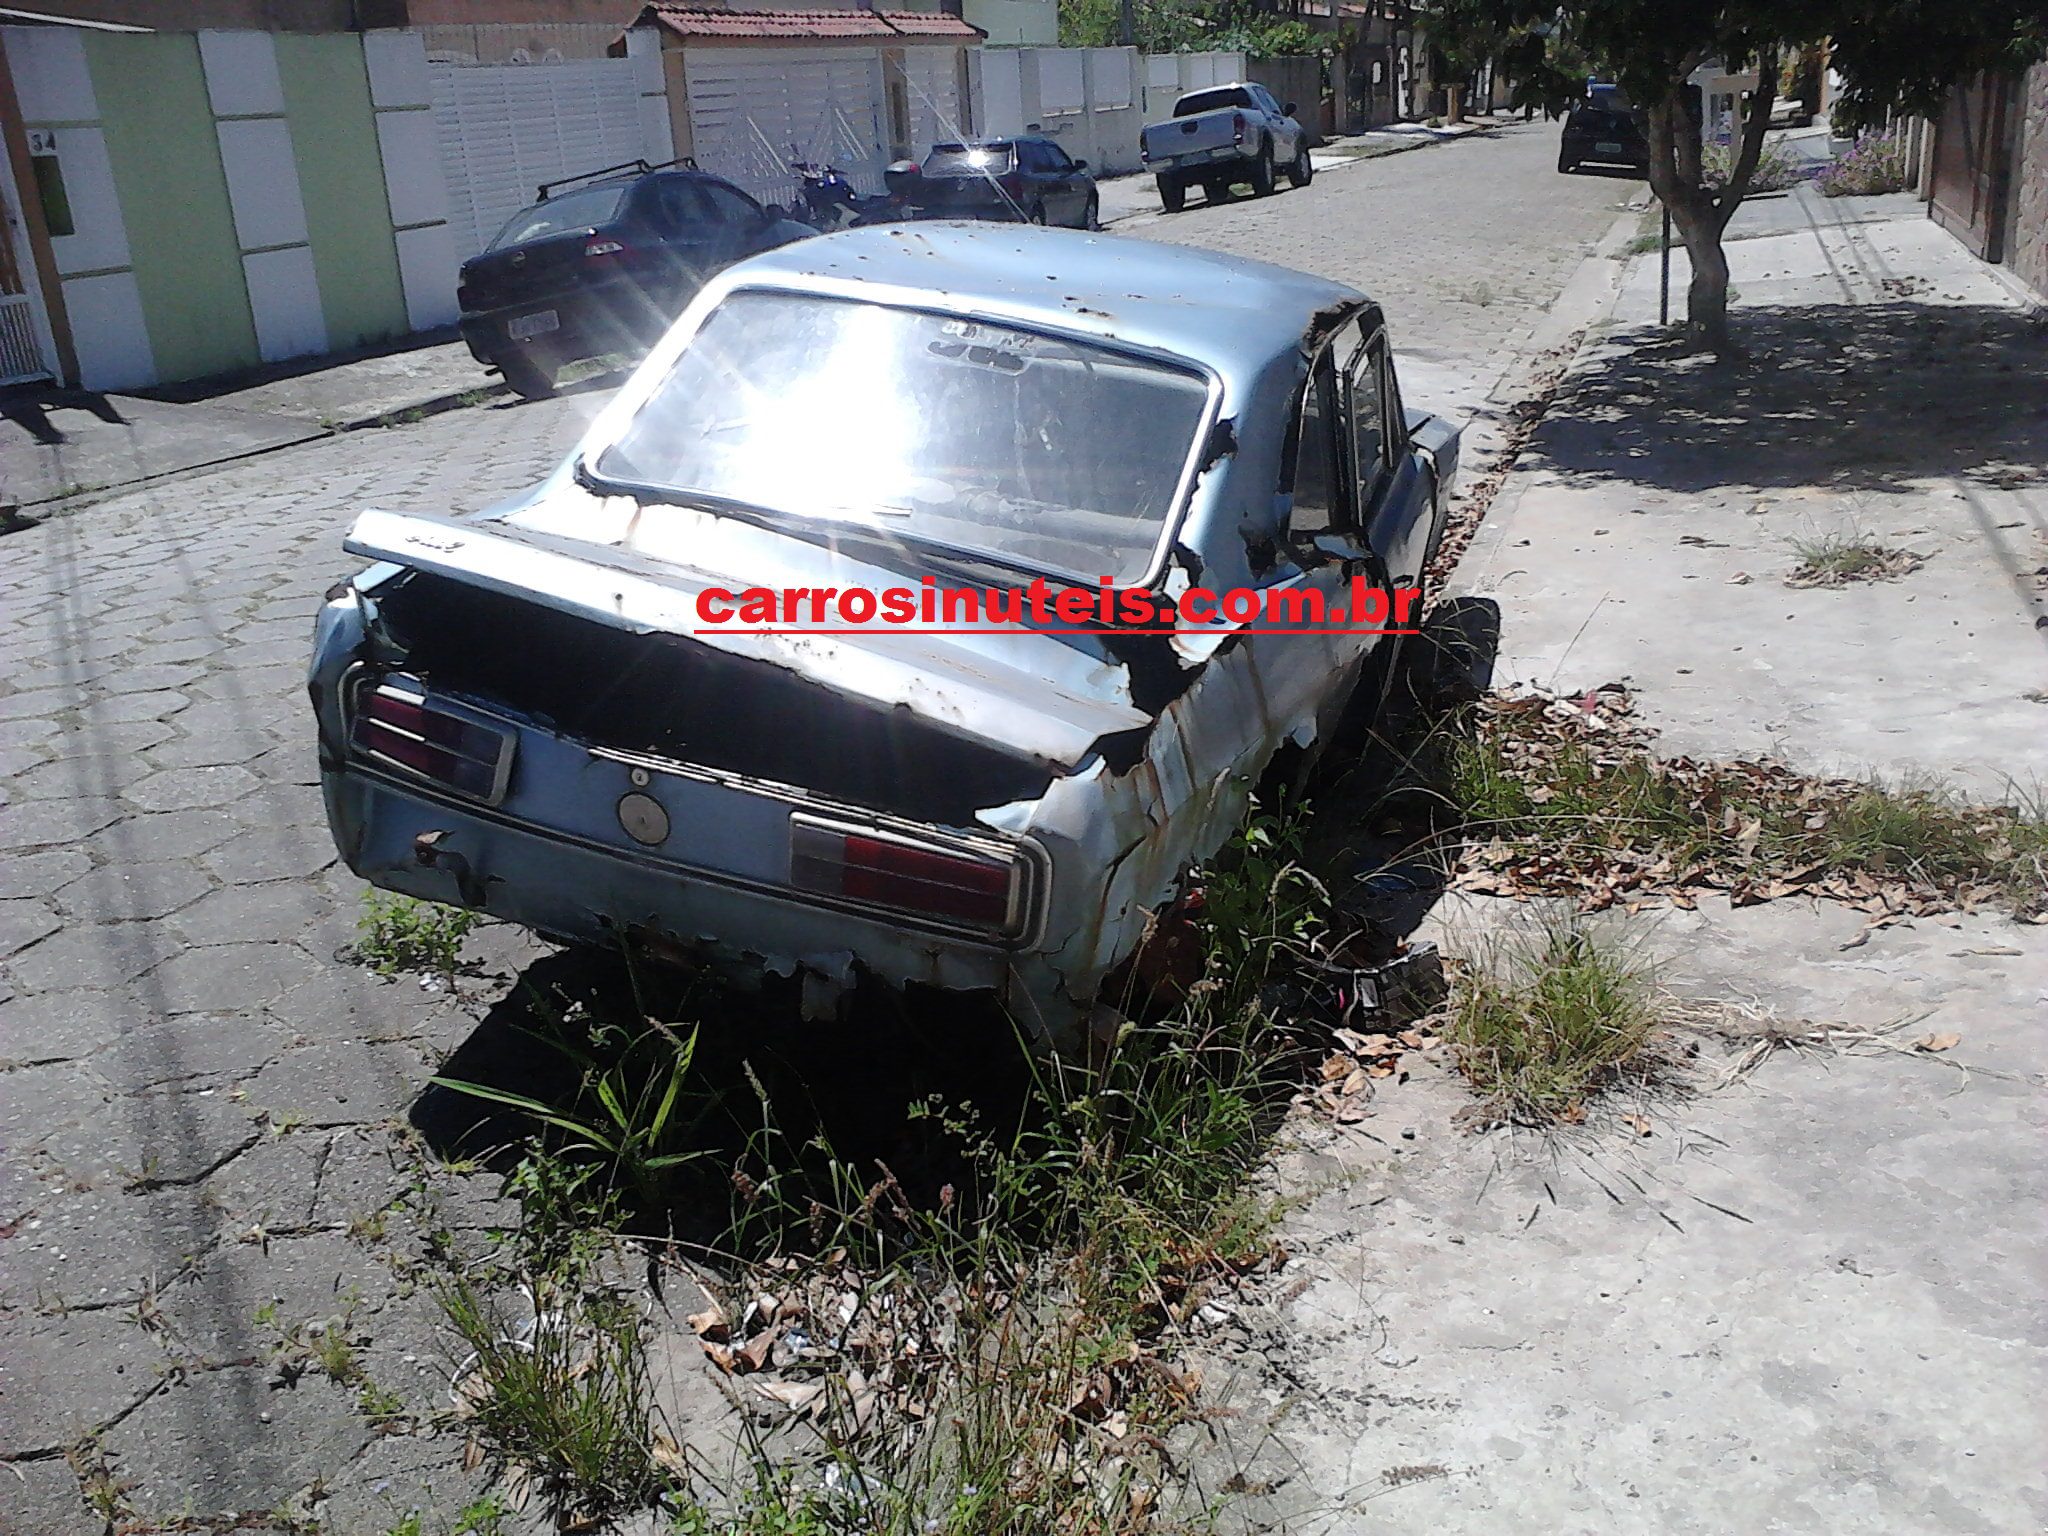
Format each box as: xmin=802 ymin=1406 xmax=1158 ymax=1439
xmin=310 ymin=223 xmax=1459 ymax=1049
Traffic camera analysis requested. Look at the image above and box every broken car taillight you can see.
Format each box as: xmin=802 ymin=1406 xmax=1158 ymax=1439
xmin=790 ymin=817 xmax=1023 ymax=935
xmin=1233 ymin=112 xmax=1247 ymax=142
xmin=350 ymin=677 xmax=513 ymax=804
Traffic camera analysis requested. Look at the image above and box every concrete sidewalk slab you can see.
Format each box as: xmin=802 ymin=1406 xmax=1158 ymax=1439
xmin=2 ymin=397 xmax=324 ymax=509
xmin=3 ymin=340 xmax=499 ymax=512
xmin=1457 ymin=198 xmax=2048 ymax=801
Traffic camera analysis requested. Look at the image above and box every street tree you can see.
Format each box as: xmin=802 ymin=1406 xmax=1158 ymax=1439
xmin=1436 ymin=1 xmax=2048 ymax=354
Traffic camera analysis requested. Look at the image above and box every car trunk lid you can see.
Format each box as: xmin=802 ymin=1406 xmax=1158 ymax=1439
xmin=459 ymin=228 xmax=604 ymax=312
xmin=343 ymin=505 xmax=1152 ymax=774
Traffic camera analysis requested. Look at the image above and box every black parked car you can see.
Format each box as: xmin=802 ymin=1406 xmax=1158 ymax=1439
xmin=911 ymin=137 xmax=1099 ymax=228
xmin=457 ymin=161 xmax=812 ymax=399
xmin=1559 ymin=84 xmax=1648 ymax=175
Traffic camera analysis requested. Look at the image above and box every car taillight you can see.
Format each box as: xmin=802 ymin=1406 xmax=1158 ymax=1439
xmin=350 ymin=678 xmax=513 ymax=803
xmin=1233 ymin=112 xmax=1247 ymax=142
xmin=790 ymin=817 xmax=1022 ymax=934
xmin=998 ymin=170 xmax=1024 ymax=197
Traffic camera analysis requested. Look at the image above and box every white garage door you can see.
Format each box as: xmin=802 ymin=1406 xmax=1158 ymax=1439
xmin=685 ymin=47 xmax=887 ymax=207
xmin=901 ymin=50 xmax=968 ymax=154
xmin=432 ymin=60 xmax=658 ymax=257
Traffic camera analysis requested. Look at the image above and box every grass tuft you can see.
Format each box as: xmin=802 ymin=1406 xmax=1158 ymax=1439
xmin=1448 ymin=916 xmax=1661 ymax=1124
xmin=1786 ymin=531 xmax=1925 ymax=587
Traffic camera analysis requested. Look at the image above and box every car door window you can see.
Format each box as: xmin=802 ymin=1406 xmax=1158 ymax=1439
xmin=1345 ymin=326 xmax=1388 ymax=513
xmin=654 ymin=178 xmax=711 ymax=237
xmin=697 ymin=181 xmax=764 ymax=232
xmin=1040 ymin=141 xmax=1075 ymax=173
xmin=1285 ymin=348 xmax=1345 ymax=545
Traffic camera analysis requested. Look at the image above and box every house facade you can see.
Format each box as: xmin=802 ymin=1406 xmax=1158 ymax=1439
xmin=1 ymin=17 xmax=462 ymax=391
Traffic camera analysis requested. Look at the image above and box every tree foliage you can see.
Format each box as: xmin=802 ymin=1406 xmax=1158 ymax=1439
xmin=1059 ymin=0 xmax=1340 ymax=55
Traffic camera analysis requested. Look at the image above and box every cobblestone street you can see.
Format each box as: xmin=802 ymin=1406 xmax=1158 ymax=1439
xmin=0 ymin=124 xmax=1625 ymax=1531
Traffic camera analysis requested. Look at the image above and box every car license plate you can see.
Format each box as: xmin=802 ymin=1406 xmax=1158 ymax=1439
xmin=508 ymin=310 xmax=558 ymax=340
xmin=1596 ymin=141 xmax=1624 ymax=155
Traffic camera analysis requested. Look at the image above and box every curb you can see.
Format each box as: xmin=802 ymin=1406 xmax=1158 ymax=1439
xmin=15 ymin=384 xmax=513 ymax=514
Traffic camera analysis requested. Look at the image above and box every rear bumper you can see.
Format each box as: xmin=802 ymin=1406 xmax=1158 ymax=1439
xmin=456 ymin=280 xmax=677 ymax=365
xmin=1561 ymin=132 xmax=1647 ymax=166
xmin=323 ymin=764 xmax=1029 ymax=1000
xmin=1147 ymin=145 xmax=1247 ymax=173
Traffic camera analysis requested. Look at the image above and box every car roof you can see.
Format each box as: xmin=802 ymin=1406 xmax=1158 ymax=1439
xmin=537 ymin=167 xmax=744 ymax=204
xmin=709 ymin=222 xmax=1368 ymax=368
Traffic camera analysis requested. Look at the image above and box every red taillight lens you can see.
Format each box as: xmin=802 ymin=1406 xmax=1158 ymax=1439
xmin=351 ymin=679 xmax=512 ymax=803
xmin=791 ymin=818 xmax=1021 ymax=933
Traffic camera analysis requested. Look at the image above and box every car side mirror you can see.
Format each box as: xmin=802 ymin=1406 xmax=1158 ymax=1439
xmin=1283 ymin=102 xmax=1297 ymax=116
xmin=1072 ymin=158 xmax=1089 ymax=170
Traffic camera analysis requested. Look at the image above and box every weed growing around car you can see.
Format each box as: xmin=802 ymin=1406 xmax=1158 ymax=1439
xmin=418 ymin=810 xmax=1327 ymax=1533
xmin=1446 ymin=916 xmax=1663 ymax=1124
xmin=1435 ymin=685 xmax=2048 ymax=920
xmin=357 ymin=891 xmax=480 ymax=976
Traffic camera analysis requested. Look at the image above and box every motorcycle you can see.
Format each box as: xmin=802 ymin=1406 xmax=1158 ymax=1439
xmin=785 ymin=158 xmax=926 ymax=231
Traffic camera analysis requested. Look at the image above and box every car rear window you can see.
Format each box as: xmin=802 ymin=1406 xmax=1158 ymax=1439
xmin=593 ymin=292 xmax=1213 ymax=587
xmin=924 ymin=143 xmax=1015 ymax=176
xmin=489 ymin=184 xmax=629 ymax=249
xmin=1587 ymin=84 xmax=1633 ymax=112
xmin=1174 ymin=87 xmax=1254 ymax=116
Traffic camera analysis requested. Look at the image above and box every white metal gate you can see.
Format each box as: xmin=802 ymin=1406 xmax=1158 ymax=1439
xmin=0 ymin=135 xmax=54 ymax=385
xmin=685 ymin=47 xmax=888 ymax=207
xmin=431 ymin=60 xmax=653 ymax=257
xmin=901 ymin=51 xmax=968 ymax=152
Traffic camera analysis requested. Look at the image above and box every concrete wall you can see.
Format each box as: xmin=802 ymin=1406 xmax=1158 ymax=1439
xmin=1247 ymin=55 xmax=1324 ymax=139
xmin=2009 ymin=63 xmax=2048 ymax=300
xmin=1 ymin=25 xmax=456 ymax=390
xmin=1141 ymin=51 xmax=1247 ymax=124
xmin=973 ymin=46 xmax=1144 ymax=174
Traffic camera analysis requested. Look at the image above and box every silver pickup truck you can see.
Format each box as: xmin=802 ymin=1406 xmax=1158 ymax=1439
xmin=1140 ymin=82 xmax=1311 ymax=212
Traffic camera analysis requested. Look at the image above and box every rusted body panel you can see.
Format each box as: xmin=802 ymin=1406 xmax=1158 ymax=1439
xmin=310 ymin=223 xmax=1458 ymax=1049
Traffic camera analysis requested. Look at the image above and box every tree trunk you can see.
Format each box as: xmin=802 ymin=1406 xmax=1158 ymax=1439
xmin=1642 ymin=49 xmax=1779 ymax=357
xmin=1447 ymin=83 xmax=1464 ymax=123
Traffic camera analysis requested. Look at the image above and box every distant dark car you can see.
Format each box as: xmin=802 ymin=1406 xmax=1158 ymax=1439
xmin=457 ymin=163 xmax=812 ymax=399
xmin=912 ymin=137 xmax=1099 ymax=229
xmin=1559 ymin=85 xmax=1648 ymax=175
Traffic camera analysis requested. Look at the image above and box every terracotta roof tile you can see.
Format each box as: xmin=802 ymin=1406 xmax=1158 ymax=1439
xmin=645 ymin=5 xmax=981 ymax=41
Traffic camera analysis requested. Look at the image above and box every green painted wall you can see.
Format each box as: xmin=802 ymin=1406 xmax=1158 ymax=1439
xmin=83 ymin=33 xmax=259 ymax=382
xmin=275 ymin=35 xmax=408 ymax=352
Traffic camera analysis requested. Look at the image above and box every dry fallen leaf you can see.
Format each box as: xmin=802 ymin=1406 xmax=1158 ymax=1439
xmin=1621 ymin=1113 xmax=1653 ymax=1137
xmin=1912 ymin=1032 xmax=1961 ymax=1053
xmin=686 ymin=1304 xmax=729 ymax=1343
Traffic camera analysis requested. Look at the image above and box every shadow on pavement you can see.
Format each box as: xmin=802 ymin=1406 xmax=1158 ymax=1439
xmin=411 ymin=948 xmax=1038 ymax=1250
xmin=1540 ymin=303 xmax=2048 ymax=496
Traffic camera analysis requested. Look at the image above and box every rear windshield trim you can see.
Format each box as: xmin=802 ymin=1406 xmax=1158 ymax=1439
xmin=579 ymin=286 xmax=1224 ymax=594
